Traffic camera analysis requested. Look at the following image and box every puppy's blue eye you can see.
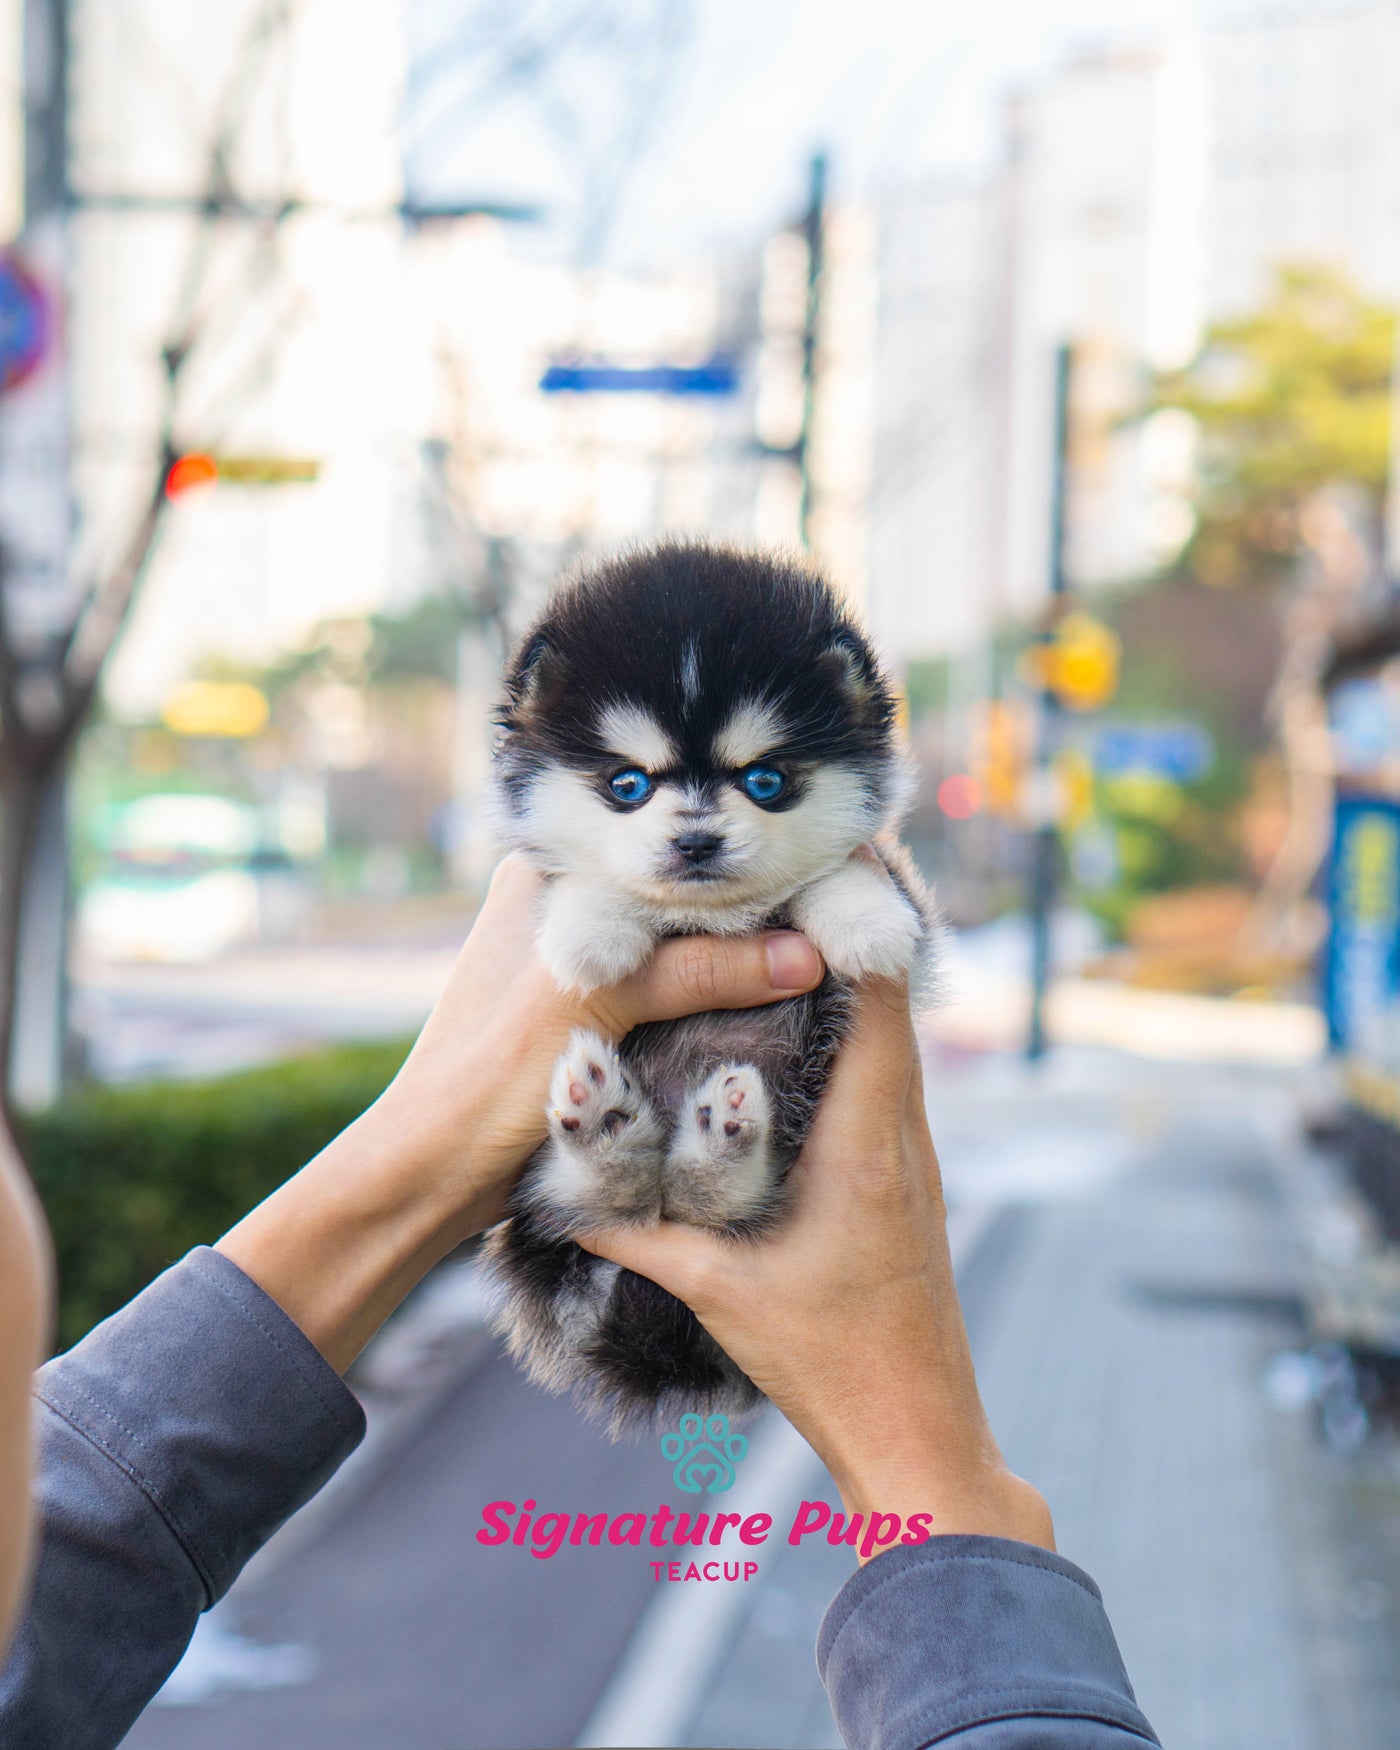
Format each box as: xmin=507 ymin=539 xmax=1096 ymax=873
xmin=741 ymin=764 xmax=785 ymax=804
xmin=609 ymin=768 xmax=652 ymax=804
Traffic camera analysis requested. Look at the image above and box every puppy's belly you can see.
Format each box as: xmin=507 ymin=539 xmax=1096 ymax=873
xmin=617 ymin=974 xmax=850 ymax=1155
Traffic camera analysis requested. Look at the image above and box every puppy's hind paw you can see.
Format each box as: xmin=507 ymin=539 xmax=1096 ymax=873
xmin=664 ymin=1063 xmax=776 ymax=1228
xmin=532 ymin=1031 xmax=666 ymax=1227
xmin=700 ymin=1066 xmax=767 ymax=1155
xmin=549 ymin=1031 xmax=646 ymax=1147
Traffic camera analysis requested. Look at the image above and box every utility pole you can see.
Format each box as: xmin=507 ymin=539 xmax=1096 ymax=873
xmin=796 ymin=150 xmax=826 ymax=549
xmin=5 ymin=0 xmax=73 ymax=1110
xmin=1027 ymin=342 xmax=1073 ymax=1061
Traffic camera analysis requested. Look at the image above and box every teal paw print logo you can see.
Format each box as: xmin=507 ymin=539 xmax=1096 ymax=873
xmin=660 ymin=1412 xmax=748 ymax=1494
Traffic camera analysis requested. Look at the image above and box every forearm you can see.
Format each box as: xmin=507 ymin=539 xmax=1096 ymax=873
xmin=824 ymin=1425 xmax=1057 ymax=1560
xmin=214 ymin=1089 xmax=506 ymax=1375
xmin=0 ymin=1249 xmax=364 ymax=1749
xmin=800 ymin=1247 xmax=1056 ymax=1558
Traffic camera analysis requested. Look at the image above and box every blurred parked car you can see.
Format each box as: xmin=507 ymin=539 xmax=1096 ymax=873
xmin=77 ymin=794 xmax=310 ymax=963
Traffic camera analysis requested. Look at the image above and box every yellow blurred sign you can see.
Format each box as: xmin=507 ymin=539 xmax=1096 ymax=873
xmin=1021 ymin=612 xmax=1121 ymax=712
xmin=213 ymin=454 xmax=321 ymax=485
xmin=162 ymin=681 xmax=269 ymax=739
xmin=1053 ymin=747 xmax=1095 ymax=831
xmin=971 ymin=698 xmax=1032 ymax=819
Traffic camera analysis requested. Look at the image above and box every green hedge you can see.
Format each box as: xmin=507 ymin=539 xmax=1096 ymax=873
xmin=20 ymin=1039 xmax=411 ymax=1352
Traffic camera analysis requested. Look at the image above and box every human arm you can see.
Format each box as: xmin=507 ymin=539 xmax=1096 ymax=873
xmin=0 ymin=1138 xmax=50 ymax=1661
xmin=0 ymin=855 xmax=825 ymax=1748
xmin=1 ymin=1248 xmax=365 ymax=1750
xmin=576 ymin=977 xmax=1159 ymax=1747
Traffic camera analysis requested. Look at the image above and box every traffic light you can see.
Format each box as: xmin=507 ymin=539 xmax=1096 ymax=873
xmin=1020 ymin=611 xmax=1121 ymax=712
xmin=936 ymin=773 xmax=984 ymax=820
xmin=1052 ymin=747 xmax=1095 ymax=832
xmin=164 ymin=452 xmax=218 ymax=498
xmin=971 ymin=699 xmax=1032 ymax=819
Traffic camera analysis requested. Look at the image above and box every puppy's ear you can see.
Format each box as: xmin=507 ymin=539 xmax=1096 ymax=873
xmin=504 ymin=631 xmax=556 ymax=707
xmin=819 ymin=624 xmax=898 ymax=739
xmin=820 ymin=627 xmax=879 ymax=710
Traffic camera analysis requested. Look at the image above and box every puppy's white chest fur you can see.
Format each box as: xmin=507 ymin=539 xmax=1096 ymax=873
xmin=538 ymin=855 xmax=920 ymax=994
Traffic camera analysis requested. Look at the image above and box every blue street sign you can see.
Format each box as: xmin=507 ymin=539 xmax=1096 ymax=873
xmin=0 ymin=251 xmax=51 ymax=394
xmin=1329 ymin=677 xmax=1400 ymax=774
xmin=1093 ymin=722 xmax=1214 ymax=783
xmin=539 ymin=355 xmax=740 ymax=397
xmin=1324 ymin=794 xmax=1400 ymax=1052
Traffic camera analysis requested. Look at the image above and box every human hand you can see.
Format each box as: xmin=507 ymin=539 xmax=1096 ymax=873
xmin=217 ymin=853 xmax=825 ymax=1371
xmin=369 ymin=851 xmax=827 ymax=1234
xmin=0 ymin=1131 xmax=52 ymax=1657
xmin=576 ymin=976 xmax=1055 ymax=1561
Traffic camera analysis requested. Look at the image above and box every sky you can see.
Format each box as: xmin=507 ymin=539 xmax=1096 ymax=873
xmin=408 ymin=0 xmax=1301 ymax=268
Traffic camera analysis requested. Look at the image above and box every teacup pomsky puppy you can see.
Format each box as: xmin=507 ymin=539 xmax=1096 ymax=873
xmin=482 ymin=542 xmax=934 ymax=1430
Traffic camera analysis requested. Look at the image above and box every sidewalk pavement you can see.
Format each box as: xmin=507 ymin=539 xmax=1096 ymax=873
xmin=126 ymin=1046 xmax=1400 ymax=1749
xmin=662 ymin=1051 xmax=1400 ymax=1750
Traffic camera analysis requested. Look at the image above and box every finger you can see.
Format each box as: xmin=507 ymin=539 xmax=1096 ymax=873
xmin=575 ymin=1217 xmax=719 ymax=1307
xmin=604 ymin=930 xmax=824 ymax=1029
xmin=800 ymin=975 xmax=917 ymax=1156
xmin=839 ymin=975 xmax=916 ymax=1072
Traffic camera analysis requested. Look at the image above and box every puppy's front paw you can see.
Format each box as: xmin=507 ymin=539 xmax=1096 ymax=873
xmin=790 ymin=861 xmax=921 ymax=979
xmin=538 ymin=884 xmax=654 ymax=994
xmin=664 ymin=1063 xmax=776 ymax=1227
xmin=529 ymin=1030 xmax=665 ymax=1227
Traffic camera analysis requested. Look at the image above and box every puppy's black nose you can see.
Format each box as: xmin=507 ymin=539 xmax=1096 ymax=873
xmin=674 ymin=830 xmax=723 ymax=865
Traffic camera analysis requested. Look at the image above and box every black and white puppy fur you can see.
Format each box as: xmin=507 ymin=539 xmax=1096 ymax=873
xmin=481 ymin=542 xmax=935 ymax=1432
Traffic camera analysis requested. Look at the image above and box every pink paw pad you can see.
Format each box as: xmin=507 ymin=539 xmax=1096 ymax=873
xmin=549 ymin=1032 xmax=648 ymax=1151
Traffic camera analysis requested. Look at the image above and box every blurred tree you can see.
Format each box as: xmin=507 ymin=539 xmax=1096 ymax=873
xmin=0 ymin=0 xmax=304 ymax=1117
xmin=1147 ymin=264 xmax=1397 ymax=955
xmin=1152 ymin=264 xmax=1393 ymax=589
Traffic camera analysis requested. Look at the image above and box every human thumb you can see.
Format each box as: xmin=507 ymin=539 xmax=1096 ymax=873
xmin=602 ymin=931 xmax=823 ymax=1031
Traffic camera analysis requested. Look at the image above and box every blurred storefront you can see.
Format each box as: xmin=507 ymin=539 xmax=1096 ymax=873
xmin=1323 ymin=621 xmax=1400 ymax=1246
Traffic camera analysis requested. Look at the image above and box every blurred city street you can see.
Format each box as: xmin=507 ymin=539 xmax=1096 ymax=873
xmin=4 ymin=0 xmax=1400 ymax=1745
xmin=71 ymin=937 xmax=462 ymax=1084
xmin=117 ymin=1029 xmax=1400 ymax=1750
xmin=70 ymin=907 xmax=1328 ymax=1085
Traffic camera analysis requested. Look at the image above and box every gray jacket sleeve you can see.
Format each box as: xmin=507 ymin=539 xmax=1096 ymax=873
xmin=0 ymin=1246 xmax=365 ymax=1750
xmin=818 ymin=1535 xmax=1159 ymax=1747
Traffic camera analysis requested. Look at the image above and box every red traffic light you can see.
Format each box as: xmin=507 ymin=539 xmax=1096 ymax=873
xmin=937 ymin=773 xmax=984 ymax=820
xmin=165 ymin=452 xmax=218 ymax=498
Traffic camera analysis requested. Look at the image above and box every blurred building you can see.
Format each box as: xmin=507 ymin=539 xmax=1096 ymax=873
xmin=1203 ymin=3 xmax=1400 ymax=318
xmin=872 ymin=0 xmax=1400 ymax=665
xmin=868 ymin=177 xmax=1003 ymax=665
xmin=66 ymin=0 xmax=799 ymax=723
xmin=70 ymin=0 xmax=414 ymax=716
xmin=401 ymin=215 xmax=765 ymax=634
xmin=41 ymin=1 xmax=888 ymax=902
xmin=0 ymin=0 xmax=19 ymax=240
xmin=870 ymin=42 xmax=1204 ymax=665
